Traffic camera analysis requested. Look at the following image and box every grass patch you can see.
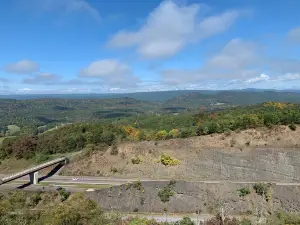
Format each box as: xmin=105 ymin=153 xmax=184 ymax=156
xmin=0 ymin=137 xmax=5 ymax=145
xmin=0 ymin=157 xmax=36 ymax=173
xmin=0 ymin=136 xmax=16 ymax=145
xmin=7 ymin=125 xmax=21 ymax=136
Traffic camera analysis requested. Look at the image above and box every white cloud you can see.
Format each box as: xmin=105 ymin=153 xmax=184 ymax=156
xmin=80 ymin=59 xmax=139 ymax=87
xmin=108 ymin=0 xmax=241 ymax=58
xmin=31 ymin=0 xmax=100 ymax=21
xmin=206 ymin=38 xmax=258 ymax=72
xmin=197 ymin=10 xmax=240 ymax=39
xmin=80 ymin=59 xmax=130 ymax=77
xmin=268 ymin=58 xmax=300 ymax=74
xmin=3 ymin=60 xmax=39 ymax=74
xmin=287 ymin=27 xmax=300 ymax=44
xmin=17 ymin=88 xmax=33 ymax=92
xmin=244 ymin=74 xmax=270 ymax=84
xmin=23 ymin=72 xmax=60 ymax=84
xmin=276 ymin=73 xmax=300 ymax=81
xmin=160 ymin=38 xmax=260 ymax=85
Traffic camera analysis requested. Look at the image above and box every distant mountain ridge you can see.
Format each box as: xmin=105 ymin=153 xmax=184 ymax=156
xmin=1 ymin=89 xmax=300 ymax=101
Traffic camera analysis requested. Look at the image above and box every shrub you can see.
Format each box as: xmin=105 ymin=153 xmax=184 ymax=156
xmin=160 ymin=153 xmax=180 ymax=166
xmin=158 ymin=180 xmax=176 ymax=203
xmin=180 ymin=128 xmax=195 ymax=138
xmin=253 ymin=183 xmax=271 ymax=201
xmin=35 ymin=153 xmax=50 ymax=163
xmin=7 ymin=191 xmax=27 ymax=210
xmin=175 ymin=217 xmax=195 ymax=225
xmin=169 ymin=129 xmax=180 ymax=138
xmin=137 ymin=130 xmax=147 ymax=141
xmin=237 ymin=187 xmax=251 ymax=197
xmin=158 ymin=187 xmax=174 ymax=203
xmin=58 ymin=188 xmax=70 ymax=202
xmin=245 ymin=141 xmax=250 ymax=146
xmin=125 ymin=183 xmax=132 ymax=190
xmin=28 ymin=192 xmax=42 ymax=207
xmin=140 ymin=197 xmax=145 ymax=205
xmin=111 ymin=167 xmax=118 ymax=173
xmin=132 ymin=180 xmax=143 ymax=191
xmin=267 ymin=211 xmax=300 ymax=225
xmin=289 ymin=123 xmax=296 ymax=131
xmin=155 ymin=130 xmax=168 ymax=140
xmin=110 ymin=144 xmax=119 ymax=155
xmin=131 ymin=156 xmax=142 ymax=164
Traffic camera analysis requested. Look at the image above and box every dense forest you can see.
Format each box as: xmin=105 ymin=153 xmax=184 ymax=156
xmin=2 ymin=91 xmax=300 ymax=136
xmin=1 ymin=101 xmax=299 ymax=161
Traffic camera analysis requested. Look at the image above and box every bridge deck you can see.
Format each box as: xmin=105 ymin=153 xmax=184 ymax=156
xmin=0 ymin=157 xmax=67 ymax=184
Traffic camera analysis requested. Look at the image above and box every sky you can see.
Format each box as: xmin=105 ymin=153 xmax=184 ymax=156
xmin=0 ymin=0 xmax=300 ymax=94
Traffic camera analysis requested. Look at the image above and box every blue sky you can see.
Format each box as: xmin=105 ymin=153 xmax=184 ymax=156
xmin=0 ymin=0 xmax=300 ymax=94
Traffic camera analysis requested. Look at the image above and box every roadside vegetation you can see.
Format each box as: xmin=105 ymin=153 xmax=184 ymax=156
xmin=0 ymin=191 xmax=300 ymax=225
xmin=1 ymin=190 xmax=300 ymax=224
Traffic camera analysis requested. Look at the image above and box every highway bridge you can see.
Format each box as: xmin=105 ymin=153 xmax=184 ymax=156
xmin=0 ymin=157 xmax=68 ymax=185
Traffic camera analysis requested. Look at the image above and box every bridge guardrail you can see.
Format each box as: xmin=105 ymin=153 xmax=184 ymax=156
xmin=0 ymin=157 xmax=67 ymax=184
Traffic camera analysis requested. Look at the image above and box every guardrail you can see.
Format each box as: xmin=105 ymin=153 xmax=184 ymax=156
xmin=0 ymin=157 xmax=68 ymax=184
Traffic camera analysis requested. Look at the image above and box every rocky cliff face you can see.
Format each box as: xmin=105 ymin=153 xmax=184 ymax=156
xmin=184 ymin=148 xmax=300 ymax=181
xmin=87 ymin=181 xmax=300 ymax=214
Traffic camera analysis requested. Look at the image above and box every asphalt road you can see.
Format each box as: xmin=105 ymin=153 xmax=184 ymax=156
xmin=2 ymin=174 xmax=300 ymax=189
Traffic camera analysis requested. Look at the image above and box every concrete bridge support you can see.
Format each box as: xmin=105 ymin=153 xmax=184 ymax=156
xmin=29 ymin=171 xmax=39 ymax=185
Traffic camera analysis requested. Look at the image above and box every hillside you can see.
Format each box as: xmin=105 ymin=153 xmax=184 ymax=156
xmin=62 ymin=125 xmax=300 ymax=180
xmin=2 ymin=91 xmax=300 ymax=136
xmin=1 ymin=102 xmax=300 ymax=174
xmin=0 ymin=97 xmax=159 ymax=134
xmin=164 ymin=91 xmax=300 ymax=110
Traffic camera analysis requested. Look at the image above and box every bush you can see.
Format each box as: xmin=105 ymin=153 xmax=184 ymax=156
xmin=175 ymin=216 xmax=195 ymax=225
xmin=158 ymin=187 xmax=174 ymax=203
xmin=289 ymin=123 xmax=296 ymax=131
xmin=58 ymin=188 xmax=70 ymax=202
xmin=111 ymin=167 xmax=118 ymax=173
xmin=131 ymin=156 xmax=142 ymax=164
xmin=253 ymin=183 xmax=270 ymax=201
xmin=140 ymin=197 xmax=145 ymax=205
xmin=160 ymin=153 xmax=180 ymax=166
xmin=158 ymin=180 xmax=176 ymax=203
xmin=237 ymin=187 xmax=251 ymax=197
xmin=132 ymin=180 xmax=143 ymax=191
xmin=35 ymin=153 xmax=50 ymax=163
xmin=155 ymin=130 xmax=168 ymax=140
xmin=110 ymin=144 xmax=119 ymax=155
xmin=126 ymin=217 xmax=158 ymax=225
xmin=169 ymin=129 xmax=180 ymax=138
xmin=267 ymin=211 xmax=300 ymax=225
xmin=28 ymin=192 xmax=42 ymax=207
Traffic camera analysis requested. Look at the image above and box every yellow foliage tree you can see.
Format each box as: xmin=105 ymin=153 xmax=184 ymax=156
xmin=155 ymin=130 xmax=168 ymax=140
xmin=169 ymin=129 xmax=180 ymax=138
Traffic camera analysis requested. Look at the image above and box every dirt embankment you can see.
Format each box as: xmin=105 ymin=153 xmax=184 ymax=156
xmin=86 ymin=181 xmax=300 ymax=214
xmin=63 ymin=125 xmax=300 ymax=181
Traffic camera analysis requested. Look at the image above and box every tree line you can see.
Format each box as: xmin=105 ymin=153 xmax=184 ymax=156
xmin=1 ymin=102 xmax=299 ymax=160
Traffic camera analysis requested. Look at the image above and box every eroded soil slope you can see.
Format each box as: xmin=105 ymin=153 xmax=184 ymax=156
xmin=63 ymin=125 xmax=300 ymax=180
